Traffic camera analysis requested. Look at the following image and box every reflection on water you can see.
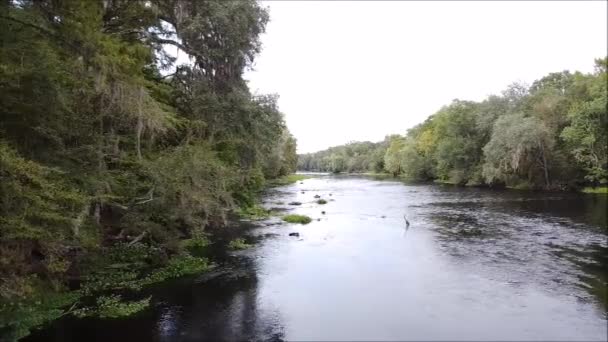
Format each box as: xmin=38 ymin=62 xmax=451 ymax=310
xmin=27 ymin=175 xmax=607 ymax=341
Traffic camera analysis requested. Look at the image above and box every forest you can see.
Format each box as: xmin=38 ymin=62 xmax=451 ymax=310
xmin=299 ymin=58 xmax=607 ymax=191
xmin=0 ymin=0 xmax=297 ymax=339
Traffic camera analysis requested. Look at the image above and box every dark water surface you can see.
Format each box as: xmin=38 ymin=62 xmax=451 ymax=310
xmin=28 ymin=175 xmax=608 ymax=341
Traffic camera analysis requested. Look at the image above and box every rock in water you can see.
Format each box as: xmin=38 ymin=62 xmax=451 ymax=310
xmin=289 ymin=232 xmax=300 ymax=237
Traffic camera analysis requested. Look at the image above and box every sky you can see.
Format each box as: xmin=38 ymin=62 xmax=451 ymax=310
xmin=242 ymin=1 xmax=608 ymax=154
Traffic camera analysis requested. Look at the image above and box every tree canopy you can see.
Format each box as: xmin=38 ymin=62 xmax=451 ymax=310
xmin=299 ymin=58 xmax=607 ymax=190
xmin=0 ymin=1 xmax=296 ymax=337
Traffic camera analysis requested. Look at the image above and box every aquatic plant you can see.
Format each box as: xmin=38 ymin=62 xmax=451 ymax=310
xmin=228 ymin=238 xmax=253 ymax=250
xmin=282 ymin=214 xmax=312 ymax=224
xmin=237 ymin=204 xmax=271 ymax=220
xmin=74 ymin=295 xmax=150 ymax=319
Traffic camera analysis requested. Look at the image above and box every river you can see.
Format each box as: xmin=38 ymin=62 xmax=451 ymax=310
xmin=27 ymin=174 xmax=607 ymax=341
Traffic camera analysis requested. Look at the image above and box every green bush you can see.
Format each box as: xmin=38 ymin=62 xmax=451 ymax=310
xmin=316 ymin=199 xmax=327 ymax=204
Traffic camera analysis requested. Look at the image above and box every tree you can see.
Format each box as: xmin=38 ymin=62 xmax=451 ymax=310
xmin=483 ymin=114 xmax=555 ymax=188
xmin=560 ymin=59 xmax=608 ymax=185
xmin=384 ymin=135 xmax=406 ymax=176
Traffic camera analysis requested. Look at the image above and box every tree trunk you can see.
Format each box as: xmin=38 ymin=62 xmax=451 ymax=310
xmin=540 ymin=145 xmax=550 ymax=188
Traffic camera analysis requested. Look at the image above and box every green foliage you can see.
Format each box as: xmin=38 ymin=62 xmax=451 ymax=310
xmin=141 ymin=254 xmax=210 ymax=286
xmin=299 ymin=58 xmax=606 ymax=191
xmin=282 ymin=215 xmax=312 ymax=224
xmin=180 ymin=235 xmax=211 ymax=252
xmin=298 ymin=140 xmax=388 ymax=173
xmin=582 ymin=187 xmax=608 ymax=194
xmin=482 ymin=114 xmax=554 ymax=188
xmin=237 ymin=204 xmax=271 ymax=220
xmin=560 ymin=59 xmax=608 ymax=185
xmin=74 ymin=295 xmax=150 ymax=319
xmin=0 ymin=143 xmax=87 ymax=298
xmin=384 ymin=136 xmax=406 ymax=176
xmin=81 ymin=246 xmax=210 ymax=294
xmin=0 ymin=290 xmax=80 ymax=341
xmin=0 ymin=1 xmax=296 ymax=338
xmin=228 ymin=238 xmax=252 ymax=250
xmin=316 ymin=199 xmax=328 ymax=204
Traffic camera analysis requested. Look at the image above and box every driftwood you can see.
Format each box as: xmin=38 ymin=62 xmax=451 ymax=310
xmin=128 ymin=230 xmax=148 ymax=246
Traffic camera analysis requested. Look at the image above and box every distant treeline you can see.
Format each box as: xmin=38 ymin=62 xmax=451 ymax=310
xmin=298 ymin=140 xmax=389 ymax=173
xmin=298 ymin=58 xmax=607 ymax=190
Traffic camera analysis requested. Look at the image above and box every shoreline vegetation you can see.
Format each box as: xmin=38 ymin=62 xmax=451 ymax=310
xmin=0 ymin=1 xmax=298 ymax=340
xmin=306 ymin=171 xmax=608 ymax=194
xmin=298 ymin=58 xmax=607 ymax=193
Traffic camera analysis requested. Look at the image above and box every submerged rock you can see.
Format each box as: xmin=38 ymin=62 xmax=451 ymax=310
xmin=288 ymin=201 xmax=302 ymax=206
xmin=321 ymin=211 xmax=326 ymax=215
xmin=314 ymin=194 xmax=321 ymax=198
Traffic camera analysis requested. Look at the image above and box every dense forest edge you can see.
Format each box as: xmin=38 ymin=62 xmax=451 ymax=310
xmin=299 ymin=58 xmax=607 ymax=193
xmin=0 ymin=1 xmax=298 ymax=340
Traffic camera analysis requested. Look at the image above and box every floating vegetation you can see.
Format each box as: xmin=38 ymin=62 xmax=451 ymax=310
xmin=282 ymin=214 xmax=312 ymax=224
xmin=228 ymin=238 xmax=253 ymax=250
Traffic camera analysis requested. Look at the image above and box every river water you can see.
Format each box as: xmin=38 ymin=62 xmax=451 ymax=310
xmin=28 ymin=174 xmax=607 ymax=341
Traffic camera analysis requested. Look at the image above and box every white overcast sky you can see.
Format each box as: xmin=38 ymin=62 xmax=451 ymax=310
xmin=242 ymin=1 xmax=607 ymax=154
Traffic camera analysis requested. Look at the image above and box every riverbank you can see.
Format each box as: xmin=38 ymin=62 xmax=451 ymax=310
xmin=305 ymin=171 xmax=607 ymax=194
xmin=0 ymin=174 xmax=307 ymax=341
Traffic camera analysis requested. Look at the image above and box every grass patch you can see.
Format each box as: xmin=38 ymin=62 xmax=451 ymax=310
xmin=316 ymin=199 xmax=327 ymax=204
xmin=282 ymin=214 xmax=312 ymax=224
xmin=228 ymin=238 xmax=252 ymax=250
xmin=582 ymin=186 xmax=608 ymax=194
xmin=267 ymin=174 xmax=310 ymax=187
xmin=237 ymin=204 xmax=270 ymax=220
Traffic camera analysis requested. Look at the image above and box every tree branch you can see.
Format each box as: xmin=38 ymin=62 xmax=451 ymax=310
xmin=0 ymin=14 xmax=77 ymax=50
